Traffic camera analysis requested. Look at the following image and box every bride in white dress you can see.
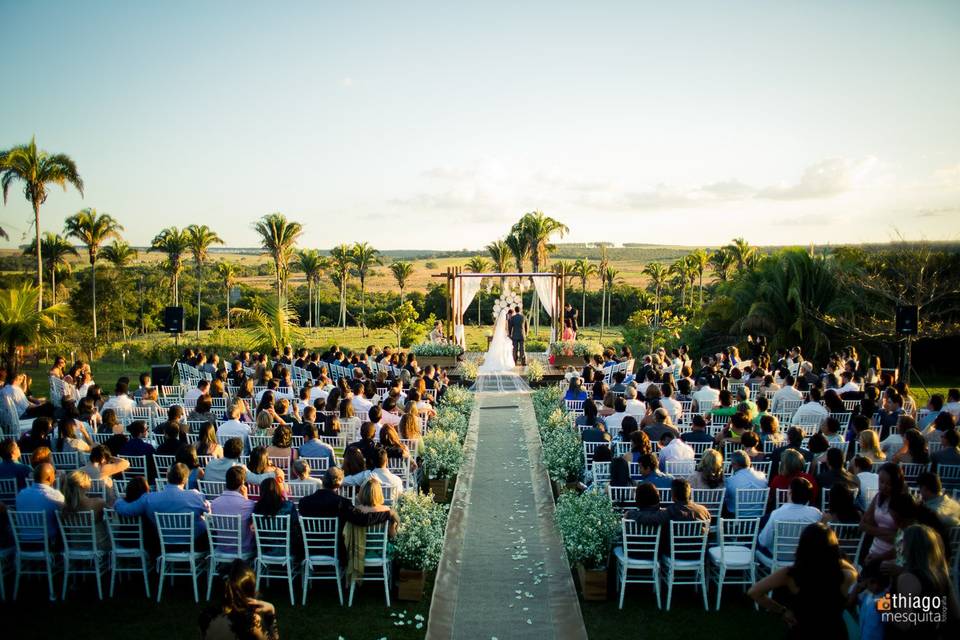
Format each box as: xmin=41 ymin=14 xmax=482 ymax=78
xmin=478 ymin=307 xmax=516 ymax=374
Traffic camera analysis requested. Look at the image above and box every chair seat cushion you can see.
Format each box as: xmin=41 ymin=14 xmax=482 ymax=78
xmin=708 ymin=545 xmax=753 ymax=567
xmin=613 ymin=545 xmax=657 ymax=568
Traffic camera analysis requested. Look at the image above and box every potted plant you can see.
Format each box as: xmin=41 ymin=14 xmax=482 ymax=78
xmin=410 ymin=341 xmax=464 ymax=369
xmin=421 ymin=429 xmax=464 ymax=502
xmin=553 ymin=490 xmax=620 ymax=601
xmin=393 ymin=490 xmax=449 ymax=601
xmin=549 ymin=339 xmax=605 ymax=367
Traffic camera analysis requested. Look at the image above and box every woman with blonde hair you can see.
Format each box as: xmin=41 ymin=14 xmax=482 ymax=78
xmin=62 ymin=469 xmax=109 ymax=549
xmin=197 ymin=421 xmax=223 ymax=458
xmin=687 ymin=449 xmax=725 ymax=489
xmin=856 ymin=429 xmax=885 ymax=464
xmin=255 ymin=410 xmax=275 ymax=436
xmin=398 ymin=413 xmax=422 ymax=444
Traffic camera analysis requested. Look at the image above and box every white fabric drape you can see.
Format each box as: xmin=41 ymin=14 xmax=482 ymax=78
xmin=453 ymin=277 xmax=483 ymax=347
xmin=531 ymin=275 xmax=558 ymax=342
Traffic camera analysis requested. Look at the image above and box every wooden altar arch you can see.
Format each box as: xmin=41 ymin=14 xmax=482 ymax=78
xmin=431 ymin=269 xmax=565 ymax=346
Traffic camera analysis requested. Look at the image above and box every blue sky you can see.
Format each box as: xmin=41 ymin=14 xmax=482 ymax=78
xmin=2 ymin=0 xmax=958 ymax=249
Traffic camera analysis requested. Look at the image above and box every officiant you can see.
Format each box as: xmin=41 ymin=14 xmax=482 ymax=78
xmin=563 ymin=303 xmax=579 ymax=333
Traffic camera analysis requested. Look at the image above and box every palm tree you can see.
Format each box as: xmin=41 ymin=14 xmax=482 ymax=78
xmin=216 ymin=262 xmax=238 ymax=330
xmin=22 ymin=232 xmax=77 ymax=307
xmin=727 ymin=237 xmax=757 ymax=272
xmin=185 ymin=224 xmax=224 ymax=337
xmin=598 ymin=245 xmax=610 ymax=339
xmin=101 ymin=240 xmax=138 ymax=340
xmin=465 ymin=256 xmax=491 ymax=326
xmin=0 ymin=284 xmax=66 ymax=374
xmin=602 ymin=267 xmax=621 ymax=329
xmin=1 ymin=138 xmax=84 ymax=310
xmin=486 ymin=239 xmax=510 ymax=293
xmin=235 ymin=296 xmax=304 ymax=353
xmin=350 ymin=242 xmax=382 ymax=336
xmin=642 ymin=262 xmax=669 ymax=328
xmin=688 ymin=248 xmax=709 ymax=306
xmin=709 ymin=247 xmax=734 ymax=282
xmin=64 ymin=208 xmax=123 ymax=340
xmin=572 ymin=258 xmax=597 ymax=327
xmin=504 ymin=231 xmax=529 ymax=274
xmin=252 ymin=213 xmax=303 ymax=306
xmin=296 ymin=249 xmax=326 ymax=327
xmin=389 ymin=261 xmax=414 ymax=303
xmin=150 ymin=227 xmax=190 ymax=305
xmin=329 ymin=244 xmax=352 ymax=328
xmin=669 ymin=258 xmax=697 ymax=307
xmin=511 ymin=211 xmax=569 ymax=333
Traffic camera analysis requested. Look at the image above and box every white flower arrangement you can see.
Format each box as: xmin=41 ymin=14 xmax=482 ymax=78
xmin=433 ymin=406 xmax=469 ymax=443
xmin=491 ymin=291 xmax=522 ymax=322
xmin=410 ymin=342 xmax=463 ymax=358
xmin=548 ymin=339 xmax=605 ymax=357
xmin=541 ymin=420 xmax=584 ymax=483
xmin=459 ymin=359 xmax=479 ymax=381
xmin=532 ymin=385 xmax=565 ymax=426
xmin=393 ymin=490 xmax=449 ymax=571
xmin=554 ymin=490 xmax=621 ymax=570
xmin=525 ymin=359 xmax=545 ymax=383
xmin=439 ymin=385 xmax=476 ymax=418
xmin=421 ymin=428 xmax=465 ymax=480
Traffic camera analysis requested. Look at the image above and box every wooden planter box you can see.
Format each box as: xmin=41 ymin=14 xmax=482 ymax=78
xmin=428 ymin=478 xmax=450 ymax=502
xmin=418 ymin=356 xmax=459 ymax=369
xmin=552 ymin=355 xmax=583 ymax=368
xmin=577 ymin=564 xmax=608 ymax=601
xmin=396 ymin=568 xmax=426 ymax=601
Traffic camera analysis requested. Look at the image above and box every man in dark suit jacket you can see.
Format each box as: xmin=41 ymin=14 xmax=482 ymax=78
xmin=508 ymin=306 xmax=528 ymax=366
xmin=298 ymin=467 xmax=396 ymax=563
xmin=563 ymin=303 xmax=579 ymax=333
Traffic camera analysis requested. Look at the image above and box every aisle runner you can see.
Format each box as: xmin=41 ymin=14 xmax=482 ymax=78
xmin=427 ymin=390 xmax=587 ymax=640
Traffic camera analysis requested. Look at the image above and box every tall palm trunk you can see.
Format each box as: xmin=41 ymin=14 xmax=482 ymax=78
xmin=196 ymin=265 xmax=203 ymax=338
xmin=174 ymin=272 xmax=180 ymax=306
xmin=225 ymin=283 xmax=231 ymax=330
xmin=51 ymin=267 xmax=57 ymax=307
xmin=91 ymin=260 xmax=98 ymax=339
xmin=360 ymin=278 xmax=367 ymax=337
xmin=599 ymin=283 xmax=606 ymax=341
xmin=33 ymin=202 xmax=43 ymax=310
xmin=307 ymin=277 xmax=313 ymax=328
xmin=699 ymin=272 xmax=704 ymax=307
xmin=581 ymin=283 xmax=587 ymax=328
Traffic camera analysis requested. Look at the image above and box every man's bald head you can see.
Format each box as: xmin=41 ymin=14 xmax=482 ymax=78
xmin=34 ymin=462 xmax=55 ymax=486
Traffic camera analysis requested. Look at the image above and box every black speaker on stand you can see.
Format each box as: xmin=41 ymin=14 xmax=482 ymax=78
xmin=895 ymin=305 xmax=918 ymax=335
xmin=164 ymin=306 xmax=185 ymax=334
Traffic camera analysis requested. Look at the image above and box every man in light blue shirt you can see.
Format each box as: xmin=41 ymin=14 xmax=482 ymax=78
xmin=758 ymin=477 xmax=821 ymax=551
xmin=116 ymin=462 xmax=210 ymax=537
xmin=14 ymin=463 xmax=64 ymax=539
xmin=636 ymin=452 xmax=674 ymax=490
xmin=298 ymin=423 xmax=336 ymax=468
xmin=724 ymin=450 xmax=768 ymax=515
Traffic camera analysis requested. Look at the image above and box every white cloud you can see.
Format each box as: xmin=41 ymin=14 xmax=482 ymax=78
xmin=758 ymin=157 xmax=877 ymax=200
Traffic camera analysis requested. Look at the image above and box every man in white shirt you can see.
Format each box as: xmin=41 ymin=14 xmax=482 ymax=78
xmin=724 ymin=451 xmax=768 ymax=515
xmin=770 ymin=375 xmax=803 ymax=414
xmin=851 ymin=455 xmax=879 ymax=509
xmin=217 ymin=402 xmax=252 ymax=453
xmin=758 ymin=477 xmax=821 ymax=551
xmin=656 ymin=432 xmax=694 ymax=471
xmin=604 ymin=397 xmax=630 ymax=433
xmin=659 ymin=385 xmax=683 ymax=423
xmin=790 ymin=386 xmax=828 ymax=426
xmin=691 ymin=378 xmax=721 ymax=414
xmin=350 ymin=380 xmax=373 ymax=416
xmin=880 ymin=415 xmax=915 ymax=458
xmin=15 ymin=463 xmax=64 ymax=538
xmin=183 ymin=379 xmax=209 ymax=405
xmin=837 ymin=371 xmax=861 ymax=396
xmin=101 ymin=379 xmax=136 ymax=414
xmin=342 ymin=447 xmax=405 ymax=495
xmin=624 ymin=386 xmax=646 ymax=418
xmin=204 ymin=438 xmax=245 ymax=484
xmin=943 ymin=388 xmax=960 ymax=421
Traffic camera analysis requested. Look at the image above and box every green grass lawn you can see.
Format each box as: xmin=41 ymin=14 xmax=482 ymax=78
xmin=1 ymin=573 xmax=434 ymax=640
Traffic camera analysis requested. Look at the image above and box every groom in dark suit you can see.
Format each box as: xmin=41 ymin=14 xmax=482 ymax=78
xmin=508 ymin=306 xmax=528 ymax=366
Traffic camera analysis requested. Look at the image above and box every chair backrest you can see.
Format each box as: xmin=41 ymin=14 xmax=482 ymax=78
xmin=298 ymin=457 xmax=331 ymax=473
xmin=57 ymin=510 xmax=98 ymax=552
xmin=87 ymin=477 xmax=108 ymax=501
xmin=622 ymin=518 xmax=660 ymax=561
xmin=670 ymin=519 xmax=709 ymax=561
xmin=771 ymin=521 xmax=807 ymax=568
xmin=827 ymin=522 xmax=864 ymax=567
xmin=198 ymin=480 xmax=226 ymax=499
xmin=938 ymin=464 xmax=960 ymax=490
xmin=735 ymin=487 xmax=770 ymax=519
xmin=300 ymin=516 xmax=339 ymax=561
xmin=105 ymin=508 xmax=146 ymax=551
xmin=253 ymin=514 xmax=291 ymax=557
xmin=363 ymin=521 xmax=389 ymax=558
xmin=153 ymin=454 xmax=177 ymax=478
xmin=691 ymin=488 xmax=724 ymax=522
xmin=9 ymin=510 xmax=53 ymax=549
xmin=716 ymin=517 xmax=759 ymax=554
xmin=0 ymin=477 xmax=18 ymax=506
xmin=156 ymin=512 xmax=196 ymax=553
xmin=592 ymin=461 xmax=610 ymax=485
xmin=249 ymin=435 xmax=272 ymax=450
xmin=607 ymin=485 xmax=635 ymax=512
xmin=51 ymin=450 xmax=79 ymax=470
xmin=752 ymin=461 xmax=772 ymax=478
xmin=339 ymin=484 xmax=357 ymax=503
xmin=899 ymin=462 xmax=929 ymax=484
xmin=775 ymin=488 xmax=791 ymax=509
xmin=120 ymin=455 xmax=148 ymax=478
xmin=207 ymin=513 xmax=244 ymax=556
xmin=665 ymin=460 xmax=696 ymax=477
xmin=268 ymin=456 xmax=291 ymax=475
xmin=286 ymin=481 xmax=317 ymax=503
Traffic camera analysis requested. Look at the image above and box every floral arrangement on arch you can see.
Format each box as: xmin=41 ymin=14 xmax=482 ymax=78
xmin=491 ymin=290 xmax=522 ymax=322
xmin=393 ymin=490 xmax=449 ymax=571
xmin=548 ymin=339 xmax=605 ymax=357
xmin=410 ymin=341 xmax=464 ymax=358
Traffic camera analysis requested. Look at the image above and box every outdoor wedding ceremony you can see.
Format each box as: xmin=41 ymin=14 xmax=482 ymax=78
xmin=1 ymin=2 xmax=959 ymax=639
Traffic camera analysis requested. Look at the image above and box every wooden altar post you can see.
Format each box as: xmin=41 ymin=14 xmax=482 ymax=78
xmin=557 ymin=272 xmax=565 ymax=340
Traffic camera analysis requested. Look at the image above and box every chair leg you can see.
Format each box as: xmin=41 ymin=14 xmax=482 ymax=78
xmin=348 ymin=579 xmax=355 ymax=607
xmin=13 ymin=561 xmax=21 ymax=600
xmin=665 ymin=570 xmax=673 ymax=611
xmin=47 ymin=559 xmax=56 ymax=602
xmin=157 ymin=560 xmax=165 ymax=603
xmin=700 ymin=569 xmax=708 ymax=610
xmin=301 ymin=565 xmax=309 ymax=606
xmin=207 ymin=559 xmax=215 ymax=600
xmin=715 ymin=567 xmax=725 ymax=610
xmin=335 ymin=567 xmax=343 ymax=606
xmin=653 ymin=568 xmax=661 ymax=609
xmin=287 ymin=564 xmax=295 ymax=606
xmin=95 ymin=558 xmax=104 ymax=600
xmin=383 ymin=568 xmax=391 ymax=607
xmin=110 ymin=559 xmax=117 ymax=598
xmin=617 ymin=564 xmax=625 ymax=609
xmin=61 ymin=559 xmax=70 ymax=600
xmin=142 ymin=558 xmax=152 ymax=599
xmin=191 ymin=561 xmax=200 ymax=603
